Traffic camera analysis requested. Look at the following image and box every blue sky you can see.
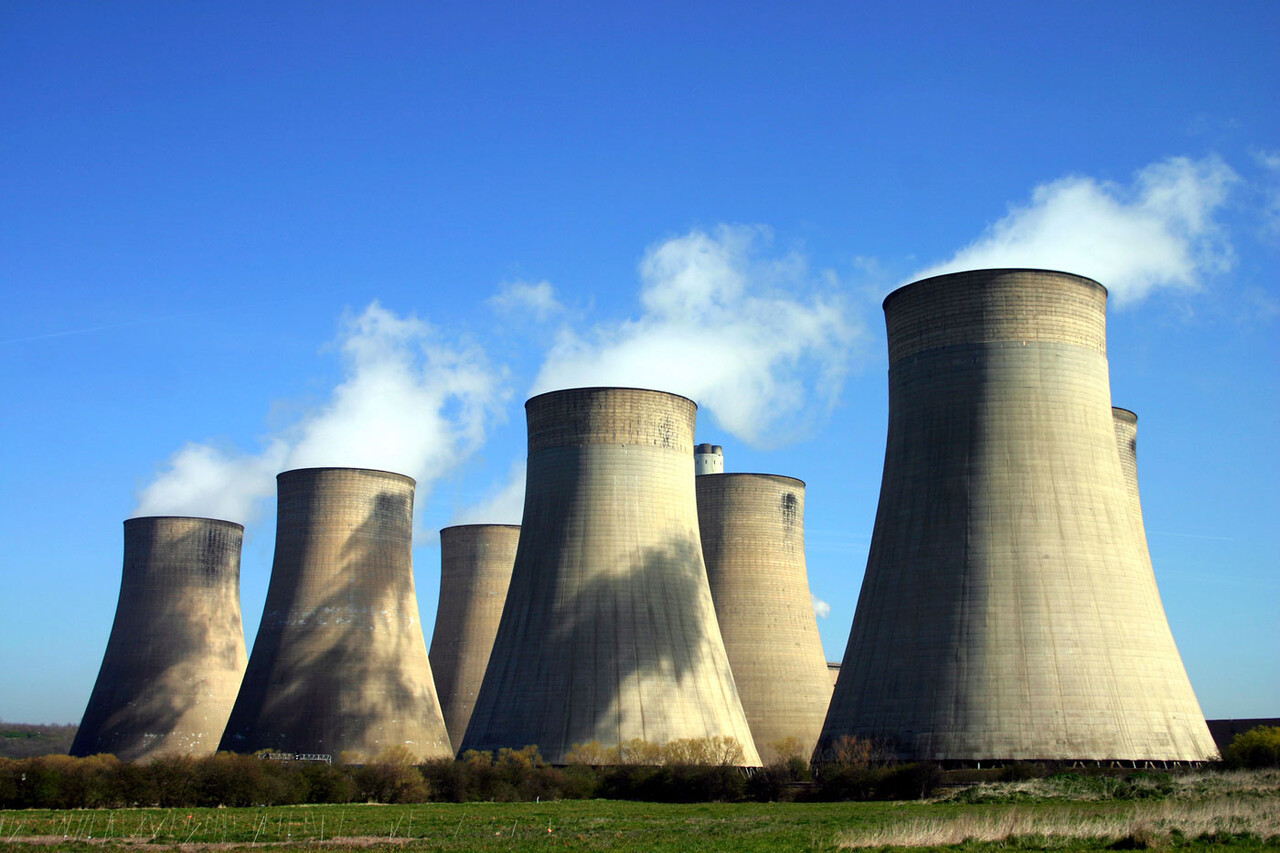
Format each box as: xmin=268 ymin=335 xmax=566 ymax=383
xmin=1 ymin=1 xmax=1276 ymax=724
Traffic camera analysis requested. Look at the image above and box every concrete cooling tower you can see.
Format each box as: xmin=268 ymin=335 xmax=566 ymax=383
xmin=428 ymin=524 xmax=519 ymax=749
xmin=71 ymin=517 xmax=247 ymax=762
xmin=219 ymin=467 xmax=452 ymax=762
xmin=1112 ymin=408 xmax=1147 ymax=545
xmin=461 ymin=387 xmax=761 ymax=765
xmin=817 ymin=269 xmax=1216 ymax=763
xmin=696 ymin=473 xmax=833 ymax=762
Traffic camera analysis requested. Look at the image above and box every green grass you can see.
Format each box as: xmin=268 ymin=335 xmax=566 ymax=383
xmin=0 ymin=800 xmax=902 ymax=850
xmin=0 ymin=793 xmax=1277 ymax=852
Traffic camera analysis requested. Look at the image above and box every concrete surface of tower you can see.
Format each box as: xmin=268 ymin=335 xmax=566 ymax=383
xmin=428 ymin=524 xmax=519 ymax=749
xmin=219 ymin=467 xmax=452 ymax=762
xmin=461 ymin=387 xmax=761 ymax=765
xmin=817 ymin=269 xmax=1217 ymax=762
xmin=71 ymin=517 xmax=247 ymax=761
xmin=697 ymin=470 xmax=833 ymax=763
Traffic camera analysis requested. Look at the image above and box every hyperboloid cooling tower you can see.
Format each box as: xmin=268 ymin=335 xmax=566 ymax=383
xmin=696 ymin=473 xmax=833 ymax=762
xmin=428 ymin=524 xmax=519 ymax=749
xmin=71 ymin=517 xmax=247 ymax=761
xmin=460 ymin=387 xmax=761 ymax=765
xmin=1112 ymin=408 xmax=1148 ymax=548
xmin=817 ymin=269 xmax=1216 ymax=763
xmin=219 ymin=467 xmax=452 ymax=762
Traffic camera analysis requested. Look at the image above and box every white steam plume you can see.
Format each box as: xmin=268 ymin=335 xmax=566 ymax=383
xmin=811 ymin=594 xmax=831 ymax=620
xmin=912 ymin=155 xmax=1238 ymax=305
xmin=530 ymin=225 xmax=859 ymax=447
xmin=134 ymin=302 xmax=507 ymax=523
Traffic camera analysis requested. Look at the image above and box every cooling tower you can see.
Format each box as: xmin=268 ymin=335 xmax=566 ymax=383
xmin=696 ymin=473 xmax=832 ymax=762
xmin=461 ymin=387 xmax=761 ymax=765
xmin=817 ymin=269 xmax=1216 ymax=763
xmin=1110 ymin=407 xmax=1213 ymax=750
xmin=70 ymin=517 xmax=246 ymax=762
xmin=219 ymin=468 xmax=452 ymax=762
xmin=428 ymin=524 xmax=519 ymax=749
xmin=1112 ymin=408 xmax=1146 ymax=544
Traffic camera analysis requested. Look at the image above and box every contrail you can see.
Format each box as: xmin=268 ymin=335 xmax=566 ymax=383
xmin=0 ymin=317 xmax=179 ymax=346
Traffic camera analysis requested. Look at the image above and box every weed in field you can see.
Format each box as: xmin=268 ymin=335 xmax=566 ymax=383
xmin=836 ymin=795 xmax=1280 ymax=848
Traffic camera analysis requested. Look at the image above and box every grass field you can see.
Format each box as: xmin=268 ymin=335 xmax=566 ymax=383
xmin=1 ymin=771 xmax=1277 ymax=852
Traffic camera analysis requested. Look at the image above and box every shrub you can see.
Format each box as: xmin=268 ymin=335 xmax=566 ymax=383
xmin=998 ymin=761 xmax=1049 ymax=782
xmin=828 ymin=734 xmax=892 ymax=768
xmin=298 ymin=761 xmax=357 ymax=803
xmin=808 ymin=762 xmax=942 ymax=801
xmin=1222 ymin=726 xmax=1280 ymax=769
xmin=353 ymin=747 xmax=429 ymax=803
xmin=879 ymin=762 xmax=943 ymax=800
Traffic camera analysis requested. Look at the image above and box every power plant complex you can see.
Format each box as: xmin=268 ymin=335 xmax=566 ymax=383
xmin=72 ymin=268 xmax=1220 ymax=768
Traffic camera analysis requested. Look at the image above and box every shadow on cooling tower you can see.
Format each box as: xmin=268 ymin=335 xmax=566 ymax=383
xmin=461 ymin=387 xmax=759 ymax=765
xmin=72 ymin=518 xmax=246 ymax=761
xmin=261 ymin=494 xmax=421 ymax=748
xmin=465 ymin=531 xmax=727 ymax=758
xmin=221 ymin=470 xmax=452 ymax=762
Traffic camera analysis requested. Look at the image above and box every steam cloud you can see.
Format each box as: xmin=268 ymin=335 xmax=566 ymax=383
xmin=811 ymin=594 xmax=831 ymax=620
xmin=912 ymin=155 xmax=1238 ymax=305
xmin=134 ymin=302 xmax=507 ymax=523
xmin=531 ymin=225 xmax=859 ymax=446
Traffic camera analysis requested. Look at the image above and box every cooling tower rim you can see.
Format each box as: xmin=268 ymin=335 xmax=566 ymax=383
xmin=123 ymin=515 xmax=244 ymax=531
xmin=883 ymin=268 xmax=1107 ymax=310
xmin=441 ymin=523 xmax=522 ymax=533
xmin=276 ymin=466 xmax=416 ymax=485
xmin=525 ymin=385 xmax=698 ymax=409
xmin=695 ymin=471 xmax=806 ymax=488
xmin=1112 ymin=406 xmax=1139 ymax=423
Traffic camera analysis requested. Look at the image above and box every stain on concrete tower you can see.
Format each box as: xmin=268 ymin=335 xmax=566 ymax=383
xmin=461 ymin=387 xmax=761 ymax=765
xmin=428 ymin=524 xmax=519 ymax=749
xmin=697 ymin=473 xmax=833 ymax=762
xmin=71 ymin=517 xmax=247 ymax=761
xmin=219 ymin=468 xmax=452 ymax=762
xmin=817 ymin=269 xmax=1217 ymax=762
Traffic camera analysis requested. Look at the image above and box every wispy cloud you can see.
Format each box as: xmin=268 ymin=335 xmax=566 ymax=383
xmin=912 ymin=155 xmax=1238 ymax=305
xmin=1254 ymin=149 xmax=1280 ymax=239
xmin=530 ymin=225 xmax=861 ymax=447
xmin=811 ymin=593 xmax=831 ymax=620
xmin=487 ymin=280 xmax=563 ymax=322
xmin=134 ymin=301 xmax=508 ymax=522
